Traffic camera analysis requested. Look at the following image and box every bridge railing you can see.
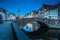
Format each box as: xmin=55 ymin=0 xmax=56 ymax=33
xmin=11 ymin=22 xmax=30 ymax=40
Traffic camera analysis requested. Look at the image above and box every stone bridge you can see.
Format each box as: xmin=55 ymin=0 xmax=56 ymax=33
xmin=20 ymin=18 xmax=60 ymax=26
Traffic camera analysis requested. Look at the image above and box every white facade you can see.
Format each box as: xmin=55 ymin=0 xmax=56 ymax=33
xmin=44 ymin=11 xmax=49 ymax=18
xmin=31 ymin=12 xmax=38 ymax=18
xmin=44 ymin=8 xmax=58 ymax=19
xmin=23 ymin=14 xmax=38 ymax=18
xmin=0 ymin=12 xmax=5 ymax=20
xmin=38 ymin=10 xmax=46 ymax=18
xmin=9 ymin=14 xmax=16 ymax=20
xmin=23 ymin=15 xmax=33 ymax=18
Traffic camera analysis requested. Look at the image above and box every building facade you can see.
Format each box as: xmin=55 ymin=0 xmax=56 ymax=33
xmin=9 ymin=13 xmax=16 ymax=20
xmin=44 ymin=8 xmax=58 ymax=19
xmin=23 ymin=11 xmax=38 ymax=18
xmin=38 ymin=3 xmax=60 ymax=19
xmin=0 ymin=12 xmax=5 ymax=20
xmin=31 ymin=11 xmax=37 ymax=18
xmin=58 ymin=4 xmax=60 ymax=19
xmin=0 ymin=8 xmax=6 ymax=20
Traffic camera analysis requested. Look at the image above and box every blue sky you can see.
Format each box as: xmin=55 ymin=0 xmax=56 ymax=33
xmin=0 ymin=0 xmax=60 ymax=16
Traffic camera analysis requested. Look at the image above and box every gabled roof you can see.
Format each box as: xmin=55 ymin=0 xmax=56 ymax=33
xmin=32 ymin=10 xmax=38 ymax=14
xmin=40 ymin=3 xmax=60 ymax=10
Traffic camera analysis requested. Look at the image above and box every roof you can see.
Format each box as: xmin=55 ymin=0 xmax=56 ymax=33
xmin=9 ymin=13 xmax=16 ymax=16
xmin=32 ymin=10 xmax=38 ymax=14
xmin=0 ymin=8 xmax=7 ymax=13
xmin=40 ymin=3 xmax=60 ymax=10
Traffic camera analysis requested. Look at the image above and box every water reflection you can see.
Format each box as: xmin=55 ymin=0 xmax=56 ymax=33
xmin=23 ymin=22 xmax=40 ymax=32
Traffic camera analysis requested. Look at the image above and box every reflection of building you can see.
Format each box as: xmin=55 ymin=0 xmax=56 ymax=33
xmin=24 ymin=22 xmax=40 ymax=32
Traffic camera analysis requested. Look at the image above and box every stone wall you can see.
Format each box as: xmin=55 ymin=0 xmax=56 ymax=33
xmin=20 ymin=18 xmax=60 ymax=27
